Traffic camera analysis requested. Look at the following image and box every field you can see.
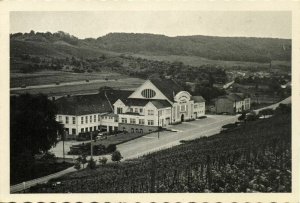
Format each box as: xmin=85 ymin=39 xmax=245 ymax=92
xmin=29 ymin=108 xmax=291 ymax=193
xmin=10 ymin=72 xmax=144 ymax=96
xmin=10 ymin=70 xmax=131 ymax=88
xmin=131 ymin=53 xmax=291 ymax=70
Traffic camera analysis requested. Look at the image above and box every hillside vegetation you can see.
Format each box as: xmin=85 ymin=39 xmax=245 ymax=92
xmin=29 ymin=105 xmax=291 ymax=193
xmin=11 ymin=31 xmax=291 ymax=63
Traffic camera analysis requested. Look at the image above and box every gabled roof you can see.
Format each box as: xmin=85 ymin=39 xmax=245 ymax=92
xmin=150 ymin=79 xmax=183 ymax=102
xmin=150 ymin=100 xmax=172 ymax=109
xmin=191 ymin=96 xmax=205 ymax=103
xmin=55 ymin=94 xmax=110 ymax=115
xmin=55 ymin=90 xmax=134 ymax=116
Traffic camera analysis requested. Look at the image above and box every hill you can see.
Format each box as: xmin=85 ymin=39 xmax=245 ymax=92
xmin=11 ymin=31 xmax=291 ymax=63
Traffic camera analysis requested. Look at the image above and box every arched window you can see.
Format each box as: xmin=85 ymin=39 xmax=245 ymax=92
xmin=141 ymin=89 xmax=156 ymax=98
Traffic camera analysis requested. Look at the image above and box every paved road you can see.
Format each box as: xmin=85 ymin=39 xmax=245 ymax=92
xmin=10 ymin=97 xmax=291 ymax=193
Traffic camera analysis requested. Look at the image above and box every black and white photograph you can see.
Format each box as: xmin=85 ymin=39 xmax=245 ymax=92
xmin=1 ymin=0 xmax=300 ymax=202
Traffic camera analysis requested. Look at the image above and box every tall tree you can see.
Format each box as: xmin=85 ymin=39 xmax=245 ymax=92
xmin=10 ymin=93 xmax=63 ymax=157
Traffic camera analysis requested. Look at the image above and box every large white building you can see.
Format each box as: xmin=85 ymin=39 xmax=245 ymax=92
xmin=114 ymin=79 xmax=205 ymax=133
xmin=55 ymin=79 xmax=205 ymax=137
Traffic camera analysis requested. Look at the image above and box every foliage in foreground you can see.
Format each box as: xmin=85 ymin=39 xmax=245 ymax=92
xmin=30 ymin=108 xmax=291 ymax=193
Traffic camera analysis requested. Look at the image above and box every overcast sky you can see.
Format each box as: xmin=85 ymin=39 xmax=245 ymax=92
xmin=10 ymin=11 xmax=291 ymax=39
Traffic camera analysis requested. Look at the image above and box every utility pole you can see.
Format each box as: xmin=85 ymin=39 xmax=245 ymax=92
xmin=62 ymin=131 xmax=65 ymax=163
xmin=157 ymin=110 xmax=160 ymax=139
xmin=90 ymin=132 xmax=93 ymax=159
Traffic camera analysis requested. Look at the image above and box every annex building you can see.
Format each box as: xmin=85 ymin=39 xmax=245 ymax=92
xmin=55 ymin=79 xmax=205 ymax=137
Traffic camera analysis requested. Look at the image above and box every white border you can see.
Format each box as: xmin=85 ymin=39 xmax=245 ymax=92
xmin=0 ymin=0 xmax=299 ymax=202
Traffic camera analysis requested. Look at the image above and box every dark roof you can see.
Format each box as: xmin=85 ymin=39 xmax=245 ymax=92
xmin=216 ymin=93 xmax=248 ymax=102
xmin=150 ymin=100 xmax=172 ymax=109
xmin=150 ymin=79 xmax=183 ymax=102
xmin=55 ymin=90 xmax=133 ymax=115
xmin=121 ymin=98 xmax=172 ymax=109
xmin=191 ymin=96 xmax=205 ymax=103
xmin=102 ymin=89 xmax=133 ymax=104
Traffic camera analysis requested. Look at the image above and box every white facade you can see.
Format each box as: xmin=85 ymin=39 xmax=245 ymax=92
xmin=114 ymin=80 xmax=205 ymax=130
xmin=56 ymin=79 xmax=205 ymax=136
xmin=56 ymin=113 xmax=101 ymax=135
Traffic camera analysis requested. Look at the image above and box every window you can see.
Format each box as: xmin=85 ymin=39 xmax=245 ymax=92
xmin=81 ymin=128 xmax=84 ymax=132
xmin=130 ymin=108 xmax=133 ymax=112
xmin=148 ymin=110 xmax=154 ymax=115
xmin=65 ymin=116 xmax=69 ymax=124
xmin=72 ymin=117 xmax=76 ymax=124
xmin=139 ymin=119 xmax=145 ymax=125
xmin=98 ymin=115 xmax=101 ymax=122
xmin=180 ymin=105 xmax=186 ymax=112
xmin=148 ymin=120 xmax=154 ymax=126
xmin=81 ymin=117 xmax=84 ymax=124
xmin=134 ymin=108 xmax=138 ymax=113
xmin=139 ymin=108 xmax=143 ymax=113
xmin=72 ymin=128 xmax=76 ymax=135
xmin=94 ymin=115 xmax=96 ymax=122
xmin=90 ymin=127 xmax=93 ymax=132
xmin=85 ymin=116 xmax=88 ymax=123
xmin=158 ymin=110 xmax=163 ymax=116
xmin=94 ymin=126 xmax=97 ymax=131
xmin=98 ymin=125 xmax=101 ymax=130
xmin=141 ymin=89 xmax=156 ymax=98
xmin=131 ymin=128 xmax=134 ymax=133
xmin=58 ymin=116 xmax=62 ymax=122
xmin=136 ymin=128 xmax=139 ymax=133
xmin=140 ymin=129 xmax=143 ymax=134
xmin=85 ymin=127 xmax=88 ymax=132
xmin=117 ymin=107 xmax=123 ymax=114
xmin=121 ymin=118 xmax=127 ymax=123
xmin=130 ymin=118 xmax=136 ymax=124
xmin=90 ymin=116 xmax=92 ymax=123
xmin=194 ymin=104 xmax=198 ymax=109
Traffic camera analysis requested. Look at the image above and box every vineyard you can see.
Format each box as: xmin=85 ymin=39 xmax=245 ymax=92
xmin=29 ymin=109 xmax=291 ymax=193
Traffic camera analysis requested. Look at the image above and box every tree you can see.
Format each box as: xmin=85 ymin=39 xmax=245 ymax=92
xmin=238 ymin=112 xmax=246 ymax=122
xmin=74 ymin=160 xmax=81 ymax=170
xmin=99 ymin=157 xmax=108 ymax=165
xmin=10 ymin=94 xmax=63 ymax=183
xmin=10 ymin=94 xmax=63 ymax=157
xmin=111 ymin=150 xmax=123 ymax=162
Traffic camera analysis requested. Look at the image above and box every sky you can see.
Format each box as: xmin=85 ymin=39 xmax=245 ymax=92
xmin=10 ymin=11 xmax=291 ymax=39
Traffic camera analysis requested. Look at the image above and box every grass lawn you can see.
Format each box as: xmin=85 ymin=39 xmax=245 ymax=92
xmin=93 ymin=132 xmax=148 ymax=147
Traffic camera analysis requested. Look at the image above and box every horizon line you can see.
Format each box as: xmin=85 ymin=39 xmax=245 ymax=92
xmin=10 ymin=30 xmax=292 ymax=40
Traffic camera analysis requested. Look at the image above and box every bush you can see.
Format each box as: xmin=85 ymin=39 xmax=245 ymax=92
xmin=99 ymin=157 xmax=108 ymax=165
xmin=111 ymin=150 xmax=123 ymax=162
xmin=87 ymin=158 xmax=96 ymax=169
xmin=74 ymin=161 xmax=81 ymax=170
xmin=106 ymin=144 xmax=117 ymax=153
